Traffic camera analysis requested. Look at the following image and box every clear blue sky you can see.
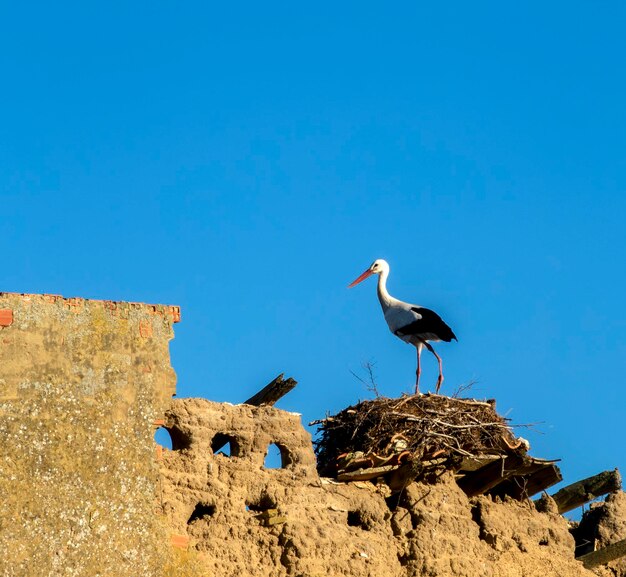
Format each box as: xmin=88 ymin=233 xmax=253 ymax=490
xmin=2 ymin=2 xmax=625 ymax=503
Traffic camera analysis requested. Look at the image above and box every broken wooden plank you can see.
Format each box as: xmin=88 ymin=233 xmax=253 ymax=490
xmin=243 ymin=373 xmax=297 ymax=407
xmin=508 ymin=456 xmax=560 ymax=474
xmin=458 ymin=454 xmax=502 ymax=472
xmin=577 ymin=538 xmax=626 ymax=569
xmin=489 ymin=463 xmax=562 ymax=500
xmin=456 ymin=454 xmax=528 ymax=497
xmin=337 ymin=464 xmax=400 ymax=482
xmin=548 ymin=469 xmax=621 ymax=514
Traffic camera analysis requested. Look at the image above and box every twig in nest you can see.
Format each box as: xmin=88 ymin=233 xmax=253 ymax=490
xmin=441 ymin=442 xmax=475 ymax=457
xmin=388 ymin=411 xmax=507 ymax=430
xmin=350 ymin=360 xmax=381 ymax=397
xmin=452 ymin=380 xmax=479 ymax=398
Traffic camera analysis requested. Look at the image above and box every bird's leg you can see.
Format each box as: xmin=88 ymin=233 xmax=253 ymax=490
xmin=423 ymin=341 xmax=444 ymax=394
xmin=415 ymin=343 xmax=422 ymax=395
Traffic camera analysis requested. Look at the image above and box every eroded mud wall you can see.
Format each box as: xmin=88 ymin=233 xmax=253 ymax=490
xmin=0 ymin=293 xmax=179 ymax=577
xmin=576 ymin=491 xmax=626 ymax=577
xmin=0 ymin=292 xmax=619 ymax=577
xmin=158 ymin=399 xmax=600 ymax=577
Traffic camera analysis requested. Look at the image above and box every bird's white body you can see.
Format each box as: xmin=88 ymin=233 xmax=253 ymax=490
xmin=383 ymin=304 xmax=442 ymax=344
xmin=375 ymin=261 xmax=444 ymax=343
xmin=348 ymin=258 xmax=456 ymax=393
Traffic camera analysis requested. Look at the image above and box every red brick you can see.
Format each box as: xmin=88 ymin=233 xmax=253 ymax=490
xmin=139 ymin=320 xmax=153 ymax=338
xmin=170 ymin=534 xmax=189 ymax=549
xmin=0 ymin=309 xmax=13 ymax=327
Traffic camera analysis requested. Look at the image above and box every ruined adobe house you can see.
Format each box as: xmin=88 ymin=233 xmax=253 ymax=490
xmin=0 ymin=293 xmax=624 ymax=577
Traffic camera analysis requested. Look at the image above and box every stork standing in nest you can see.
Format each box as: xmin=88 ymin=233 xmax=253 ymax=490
xmin=348 ymin=259 xmax=457 ymax=394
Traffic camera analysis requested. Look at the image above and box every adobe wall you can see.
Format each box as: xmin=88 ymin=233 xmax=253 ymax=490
xmin=0 ymin=293 xmax=179 ymax=577
xmin=158 ymin=398 xmax=604 ymax=577
xmin=0 ymin=292 xmax=621 ymax=577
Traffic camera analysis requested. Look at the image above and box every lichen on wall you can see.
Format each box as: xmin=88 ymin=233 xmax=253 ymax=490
xmin=0 ymin=293 xmax=179 ymax=577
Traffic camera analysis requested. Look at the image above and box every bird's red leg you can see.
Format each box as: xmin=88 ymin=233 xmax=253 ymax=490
xmin=423 ymin=342 xmax=444 ymax=393
xmin=415 ymin=344 xmax=422 ymax=394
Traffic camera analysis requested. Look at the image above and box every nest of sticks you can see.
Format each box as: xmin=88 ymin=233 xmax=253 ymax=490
xmin=313 ymin=393 xmax=528 ymax=485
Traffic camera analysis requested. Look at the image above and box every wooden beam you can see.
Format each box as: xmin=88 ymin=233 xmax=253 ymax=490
xmin=489 ymin=464 xmax=562 ymax=500
xmin=547 ymin=469 xmax=621 ymax=514
xmin=243 ymin=373 xmax=297 ymax=407
xmin=337 ymin=464 xmax=399 ymax=482
xmin=458 ymin=455 xmax=501 ymax=472
xmin=577 ymin=538 xmax=626 ymax=569
xmin=457 ymin=454 xmax=528 ymax=497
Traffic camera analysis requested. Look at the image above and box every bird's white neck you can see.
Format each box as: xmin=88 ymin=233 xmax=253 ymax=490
xmin=377 ymin=267 xmax=392 ymax=311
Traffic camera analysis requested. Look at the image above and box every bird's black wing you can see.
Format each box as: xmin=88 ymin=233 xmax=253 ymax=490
xmin=395 ymin=307 xmax=457 ymax=342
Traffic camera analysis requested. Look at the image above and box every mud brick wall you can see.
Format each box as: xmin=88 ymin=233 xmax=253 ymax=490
xmin=0 ymin=293 xmax=179 ymax=577
xmin=157 ymin=399 xmax=603 ymax=577
xmin=0 ymin=292 xmax=621 ymax=577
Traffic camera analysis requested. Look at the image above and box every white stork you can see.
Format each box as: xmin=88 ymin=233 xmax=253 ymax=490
xmin=348 ymin=259 xmax=457 ymax=394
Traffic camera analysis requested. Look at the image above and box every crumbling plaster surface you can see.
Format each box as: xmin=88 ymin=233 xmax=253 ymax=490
xmin=159 ymin=398 xmax=598 ymax=577
xmin=159 ymin=398 xmax=404 ymax=577
xmin=0 ymin=293 xmax=179 ymax=577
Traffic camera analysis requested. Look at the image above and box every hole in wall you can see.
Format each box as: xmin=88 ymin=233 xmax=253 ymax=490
xmin=385 ymin=493 xmax=401 ymax=512
xmin=217 ymin=441 xmax=233 ymax=457
xmin=264 ymin=443 xmax=282 ymax=469
xmin=263 ymin=442 xmax=293 ymax=469
xmin=154 ymin=427 xmax=173 ymax=450
xmin=211 ymin=433 xmax=240 ymax=457
xmin=347 ymin=510 xmax=372 ymax=531
xmin=246 ymin=493 xmax=277 ymax=513
xmin=154 ymin=426 xmax=191 ymax=451
xmin=187 ymin=503 xmax=216 ymax=525
xmin=170 ymin=427 xmax=192 ymax=451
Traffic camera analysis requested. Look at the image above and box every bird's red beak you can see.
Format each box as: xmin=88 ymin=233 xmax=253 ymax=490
xmin=348 ymin=268 xmax=373 ymax=288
